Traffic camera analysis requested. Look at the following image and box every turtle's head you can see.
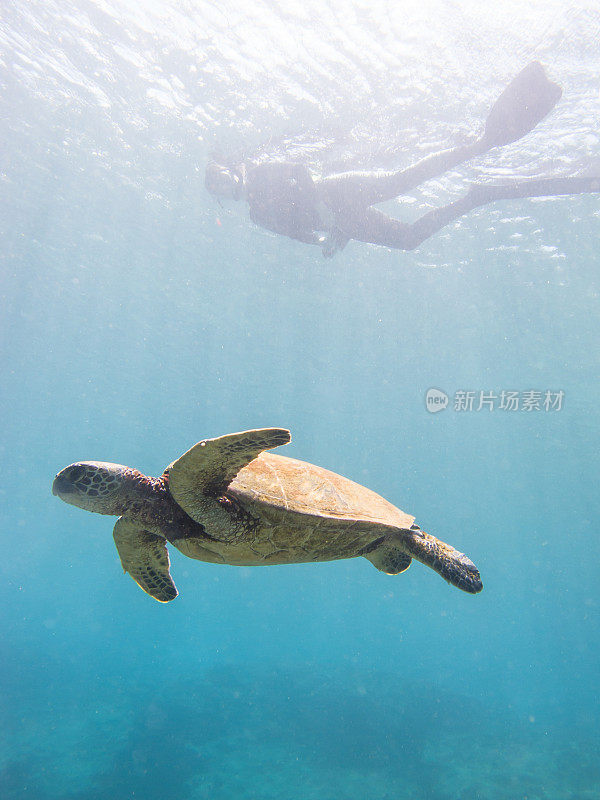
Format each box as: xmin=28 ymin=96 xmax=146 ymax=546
xmin=52 ymin=461 xmax=146 ymax=515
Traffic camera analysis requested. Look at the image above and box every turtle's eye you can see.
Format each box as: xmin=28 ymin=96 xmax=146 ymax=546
xmin=68 ymin=465 xmax=86 ymax=483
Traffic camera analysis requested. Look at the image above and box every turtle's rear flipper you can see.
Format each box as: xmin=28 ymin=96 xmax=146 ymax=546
xmin=362 ymin=540 xmax=412 ymax=575
xmin=402 ymin=527 xmax=483 ymax=594
xmin=113 ymin=517 xmax=178 ymax=602
xmin=482 ymin=61 xmax=562 ymax=149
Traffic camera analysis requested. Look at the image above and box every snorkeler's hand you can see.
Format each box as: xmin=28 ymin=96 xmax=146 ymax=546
xmin=321 ymin=237 xmax=337 ymax=259
xmin=320 ymin=228 xmax=349 ymax=258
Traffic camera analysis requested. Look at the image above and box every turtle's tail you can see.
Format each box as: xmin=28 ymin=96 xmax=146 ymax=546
xmin=403 ymin=526 xmax=483 ymax=594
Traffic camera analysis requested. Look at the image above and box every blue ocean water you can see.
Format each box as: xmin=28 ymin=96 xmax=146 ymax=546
xmin=1 ymin=2 xmax=599 ymax=798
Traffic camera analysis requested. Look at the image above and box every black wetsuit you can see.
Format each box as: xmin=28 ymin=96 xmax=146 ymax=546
xmin=245 ymin=162 xmax=324 ymax=245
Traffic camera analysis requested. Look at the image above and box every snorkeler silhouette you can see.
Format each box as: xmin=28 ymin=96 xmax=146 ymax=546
xmin=205 ymin=62 xmax=599 ymax=257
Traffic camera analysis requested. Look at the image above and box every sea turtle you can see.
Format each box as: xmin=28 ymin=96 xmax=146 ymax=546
xmin=52 ymin=428 xmax=482 ymax=602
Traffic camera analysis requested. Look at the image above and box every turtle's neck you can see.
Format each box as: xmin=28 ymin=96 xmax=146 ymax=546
xmin=124 ymin=472 xmax=209 ymax=541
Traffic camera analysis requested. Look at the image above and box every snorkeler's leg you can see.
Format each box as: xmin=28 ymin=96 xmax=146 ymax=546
xmin=317 ymin=143 xmax=481 ymax=210
xmin=412 ymin=176 xmax=600 ymax=249
xmin=466 ymin=176 xmax=600 ymax=205
xmin=342 ymin=176 xmax=600 ymax=251
xmin=318 ymin=62 xmax=562 ymax=210
xmin=336 ymin=207 xmax=425 ymax=250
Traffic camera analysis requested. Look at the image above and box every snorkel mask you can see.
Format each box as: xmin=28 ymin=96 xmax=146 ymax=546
xmin=205 ymin=161 xmax=244 ymax=201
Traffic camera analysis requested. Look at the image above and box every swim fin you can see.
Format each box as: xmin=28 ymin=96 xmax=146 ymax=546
xmin=482 ymin=61 xmax=562 ymax=149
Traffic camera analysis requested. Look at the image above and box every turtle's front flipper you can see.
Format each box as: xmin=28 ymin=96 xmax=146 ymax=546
xmin=113 ymin=517 xmax=178 ymax=602
xmin=362 ymin=541 xmax=412 ymax=575
xmin=402 ymin=526 xmax=483 ymax=594
xmin=167 ymin=428 xmax=291 ymax=519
